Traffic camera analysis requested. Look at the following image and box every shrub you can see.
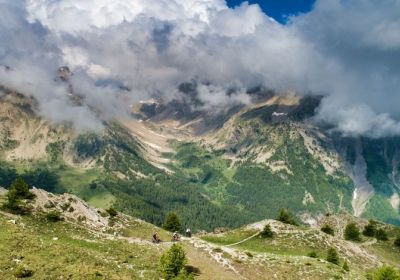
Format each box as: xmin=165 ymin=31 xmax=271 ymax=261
xmin=375 ymin=229 xmax=388 ymax=241
xmin=106 ymin=207 xmax=118 ymax=217
xmin=344 ymin=222 xmax=361 ymax=241
xmin=326 ymin=247 xmax=339 ymax=265
xmin=159 ymin=244 xmax=187 ymax=280
xmin=363 ymin=220 xmax=377 ymax=237
xmin=321 ymin=224 xmax=335 ymax=236
xmin=308 ymin=251 xmax=318 ymax=258
xmin=46 ymin=211 xmax=63 ymax=222
xmin=372 ymin=265 xmax=400 ymax=280
xmin=14 ymin=266 xmax=34 ymax=278
xmin=163 ymin=212 xmax=181 ymax=232
xmin=342 ymin=261 xmax=350 ymax=272
xmin=394 ymin=236 xmax=400 ymax=248
xmin=277 ymin=209 xmax=297 ymax=225
xmin=260 ymin=224 xmax=274 ymax=238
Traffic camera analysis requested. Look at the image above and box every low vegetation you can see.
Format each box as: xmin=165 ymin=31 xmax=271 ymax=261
xmin=277 ymin=209 xmax=298 ymax=226
xmin=344 ymin=222 xmax=361 ymax=241
xmin=326 ymin=247 xmax=339 ymax=265
xmin=321 ymin=224 xmax=335 ymax=236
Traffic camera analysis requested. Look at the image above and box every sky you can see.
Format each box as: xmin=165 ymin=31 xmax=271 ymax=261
xmin=226 ymin=0 xmax=315 ymax=23
xmin=0 ymin=0 xmax=399 ymax=137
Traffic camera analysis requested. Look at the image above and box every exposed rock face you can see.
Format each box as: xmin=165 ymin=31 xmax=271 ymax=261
xmin=31 ymin=188 xmax=109 ymax=229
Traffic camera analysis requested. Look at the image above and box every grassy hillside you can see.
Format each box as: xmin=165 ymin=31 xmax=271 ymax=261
xmin=1 ymin=188 xmax=398 ymax=280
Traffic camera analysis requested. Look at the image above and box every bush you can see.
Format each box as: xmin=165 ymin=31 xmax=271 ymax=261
xmin=394 ymin=236 xmax=400 ymax=248
xmin=308 ymin=251 xmax=318 ymax=258
xmin=46 ymin=211 xmax=63 ymax=222
xmin=260 ymin=224 xmax=274 ymax=238
xmin=163 ymin=212 xmax=181 ymax=232
xmin=342 ymin=261 xmax=350 ymax=272
xmin=14 ymin=266 xmax=34 ymax=278
xmin=363 ymin=220 xmax=377 ymax=237
xmin=375 ymin=229 xmax=388 ymax=241
xmin=321 ymin=224 xmax=335 ymax=236
xmin=277 ymin=209 xmax=298 ymax=225
xmin=326 ymin=247 xmax=339 ymax=265
xmin=159 ymin=244 xmax=187 ymax=280
xmin=106 ymin=207 xmax=118 ymax=217
xmin=372 ymin=265 xmax=400 ymax=280
xmin=344 ymin=222 xmax=361 ymax=241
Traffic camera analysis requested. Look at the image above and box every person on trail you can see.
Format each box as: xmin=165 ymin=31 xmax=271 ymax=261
xmin=152 ymin=232 xmax=161 ymax=243
xmin=172 ymin=232 xmax=180 ymax=242
xmin=186 ymin=228 xmax=192 ymax=238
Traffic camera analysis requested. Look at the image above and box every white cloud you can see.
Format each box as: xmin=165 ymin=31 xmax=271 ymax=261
xmin=0 ymin=0 xmax=399 ymax=137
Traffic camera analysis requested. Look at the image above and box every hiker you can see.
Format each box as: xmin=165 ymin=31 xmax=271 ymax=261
xmin=152 ymin=232 xmax=161 ymax=243
xmin=185 ymin=228 xmax=192 ymax=238
xmin=172 ymin=232 xmax=180 ymax=242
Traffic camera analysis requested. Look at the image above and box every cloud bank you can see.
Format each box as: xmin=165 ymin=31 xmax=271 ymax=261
xmin=0 ymin=0 xmax=399 ymax=136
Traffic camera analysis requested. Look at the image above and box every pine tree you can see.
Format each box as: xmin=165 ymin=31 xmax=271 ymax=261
xmin=344 ymin=222 xmax=361 ymax=241
xmin=2 ymin=178 xmax=34 ymax=214
xmin=363 ymin=220 xmax=377 ymax=237
xmin=321 ymin=224 xmax=335 ymax=236
xmin=159 ymin=244 xmax=187 ymax=280
xmin=8 ymin=177 xmax=34 ymax=200
xmin=277 ymin=209 xmax=297 ymax=225
xmin=163 ymin=212 xmax=181 ymax=232
xmin=326 ymin=247 xmax=339 ymax=265
xmin=260 ymin=224 xmax=274 ymax=238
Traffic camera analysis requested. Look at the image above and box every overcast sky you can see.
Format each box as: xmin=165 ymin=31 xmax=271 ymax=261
xmin=0 ymin=0 xmax=399 ymax=136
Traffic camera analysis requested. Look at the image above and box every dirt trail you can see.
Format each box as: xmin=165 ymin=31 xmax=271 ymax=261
xmin=185 ymin=244 xmax=241 ymax=280
xmin=226 ymin=231 xmax=260 ymax=247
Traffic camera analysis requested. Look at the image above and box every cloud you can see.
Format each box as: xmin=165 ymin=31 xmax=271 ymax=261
xmin=0 ymin=0 xmax=399 ymax=137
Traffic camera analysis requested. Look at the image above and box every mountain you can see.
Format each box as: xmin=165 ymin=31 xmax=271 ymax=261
xmin=0 ymin=84 xmax=400 ymax=231
xmin=0 ymin=188 xmax=399 ymax=279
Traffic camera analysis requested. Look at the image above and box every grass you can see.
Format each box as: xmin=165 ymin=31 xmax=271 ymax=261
xmin=57 ymin=166 xmax=116 ymax=209
xmin=0 ymin=212 xmax=162 ymax=279
xmin=203 ymin=228 xmax=328 ymax=257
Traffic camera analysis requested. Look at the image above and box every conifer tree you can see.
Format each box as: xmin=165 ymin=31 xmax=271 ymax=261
xmin=344 ymin=222 xmax=361 ymax=241
xmin=326 ymin=247 xmax=339 ymax=265
xmin=159 ymin=244 xmax=187 ymax=279
xmin=163 ymin=212 xmax=181 ymax=232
